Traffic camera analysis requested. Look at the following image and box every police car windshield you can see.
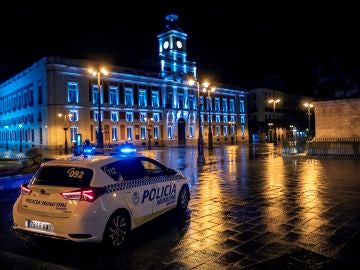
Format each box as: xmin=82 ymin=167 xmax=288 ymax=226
xmin=30 ymin=166 xmax=93 ymax=188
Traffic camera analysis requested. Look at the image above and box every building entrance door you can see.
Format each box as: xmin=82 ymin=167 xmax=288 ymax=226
xmin=178 ymin=118 xmax=185 ymax=145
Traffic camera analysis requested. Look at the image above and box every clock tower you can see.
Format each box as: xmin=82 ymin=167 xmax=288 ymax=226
xmin=158 ymin=13 xmax=196 ymax=81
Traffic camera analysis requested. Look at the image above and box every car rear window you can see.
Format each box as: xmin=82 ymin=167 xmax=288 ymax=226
xmin=30 ymin=166 xmax=93 ymax=187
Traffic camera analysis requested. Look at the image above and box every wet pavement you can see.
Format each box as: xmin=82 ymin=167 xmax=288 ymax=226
xmin=0 ymin=144 xmax=359 ymax=269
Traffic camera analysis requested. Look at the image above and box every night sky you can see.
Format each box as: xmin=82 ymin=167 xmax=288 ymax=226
xmin=1 ymin=1 xmax=359 ymax=97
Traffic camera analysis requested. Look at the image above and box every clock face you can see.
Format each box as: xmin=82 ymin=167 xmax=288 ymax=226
xmin=176 ymin=40 xmax=183 ymax=49
xmin=163 ymin=41 xmax=169 ymax=49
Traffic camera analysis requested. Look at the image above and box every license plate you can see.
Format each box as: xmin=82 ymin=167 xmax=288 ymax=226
xmin=26 ymin=220 xmax=53 ymax=232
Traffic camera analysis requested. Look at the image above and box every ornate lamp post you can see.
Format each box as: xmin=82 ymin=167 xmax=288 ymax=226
xmin=58 ymin=112 xmax=72 ymax=154
xmin=229 ymin=121 xmax=236 ymax=144
xmin=144 ymin=116 xmax=153 ymax=150
xmin=88 ymin=67 xmax=110 ymax=150
xmin=304 ymin=102 xmax=314 ymax=135
xmin=268 ymin=98 xmax=280 ymax=146
xmin=188 ymin=79 xmax=205 ymax=163
xmin=202 ymin=81 xmax=215 ymax=151
xmin=268 ymin=122 xmax=273 ymax=142
xmin=5 ymin=125 xmax=9 ymax=151
xmin=18 ymin=124 xmax=23 ymax=152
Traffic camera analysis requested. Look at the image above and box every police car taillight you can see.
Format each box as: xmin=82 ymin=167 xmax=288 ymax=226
xmin=60 ymin=187 xmax=105 ymax=202
xmin=20 ymin=184 xmax=32 ymax=195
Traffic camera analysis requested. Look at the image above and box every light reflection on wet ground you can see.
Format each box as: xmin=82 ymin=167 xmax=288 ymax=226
xmin=139 ymin=144 xmax=360 ymax=268
xmin=1 ymin=144 xmax=359 ymax=269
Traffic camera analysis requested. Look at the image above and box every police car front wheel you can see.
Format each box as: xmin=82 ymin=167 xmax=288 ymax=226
xmin=104 ymin=211 xmax=129 ymax=248
xmin=177 ymin=187 xmax=189 ymax=213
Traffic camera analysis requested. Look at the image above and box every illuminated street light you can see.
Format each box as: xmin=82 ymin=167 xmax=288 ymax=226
xmin=144 ymin=116 xmax=154 ymax=150
xmin=202 ymin=81 xmax=216 ymax=151
xmin=5 ymin=125 xmax=9 ymax=151
xmin=58 ymin=112 xmax=72 ymax=154
xmin=303 ymin=102 xmax=314 ymax=134
xmin=268 ymin=98 xmax=281 ymax=146
xmin=88 ymin=66 xmax=110 ymax=150
xmin=188 ymin=79 xmax=205 ymax=163
xmin=18 ymin=124 xmax=23 ymax=152
xmin=268 ymin=122 xmax=273 ymax=142
xmin=228 ymin=121 xmax=236 ymax=144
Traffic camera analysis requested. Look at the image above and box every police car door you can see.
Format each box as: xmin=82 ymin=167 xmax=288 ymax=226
xmin=139 ymin=158 xmax=177 ymax=217
xmin=117 ymin=158 xmax=154 ymax=226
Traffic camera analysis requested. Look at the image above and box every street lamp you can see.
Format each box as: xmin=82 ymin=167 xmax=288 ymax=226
xmin=88 ymin=67 xmax=110 ymax=150
xmin=228 ymin=121 xmax=236 ymax=144
xmin=18 ymin=124 xmax=23 ymax=152
xmin=144 ymin=117 xmax=153 ymax=150
xmin=202 ymin=81 xmax=215 ymax=151
xmin=5 ymin=125 xmax=9 ymax=151
xmin=303 ymin=102 xmax=314 ymax=134
xmin=188 ymin=79 xmax=205 ymax=163
xmin=268 ymin=98 xmax=280 ymax=146
xmin=58 ymin=112 xmax=72 ymax=154
xmin=268 ymin=122 xmax=273 ymax=142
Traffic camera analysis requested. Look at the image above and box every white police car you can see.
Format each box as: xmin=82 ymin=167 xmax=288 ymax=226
xmin=13 ymin=154 xmax=190 ymax=248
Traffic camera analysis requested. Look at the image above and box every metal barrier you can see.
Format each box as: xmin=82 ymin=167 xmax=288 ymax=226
xmin=307 ymin=137 xmax=360 ymax=157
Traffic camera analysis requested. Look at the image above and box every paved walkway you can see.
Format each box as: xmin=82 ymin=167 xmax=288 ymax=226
xmin=1 ymin=145 xmax=359 ymax=269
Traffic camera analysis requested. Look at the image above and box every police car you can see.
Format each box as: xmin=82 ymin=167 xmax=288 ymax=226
xmin=13 ymin=154 xmax=190 ymax=248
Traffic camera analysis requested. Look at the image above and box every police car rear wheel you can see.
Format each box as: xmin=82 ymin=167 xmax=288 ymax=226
xmin=105 ymin=212 xmax=129 ymax=248
xmin=177 ymin=187 xmax=189 ymax=212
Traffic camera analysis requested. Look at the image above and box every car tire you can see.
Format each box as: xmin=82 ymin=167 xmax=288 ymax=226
xmin=176 ymin=187 xmax=189 ymax=213
xmin=104 ymin=211 xmax=130 ymax=249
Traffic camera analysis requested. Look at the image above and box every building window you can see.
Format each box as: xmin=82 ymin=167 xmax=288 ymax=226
xmin=222 ymin=98 xmax=228 ymax=112
xmin=112 ymin=126 xmax=118 ymax=141
xmin=38 ymin=82 xmax=43 ymax=104
xmin=215 ymin=98 xmax=220 ymax=111
xmin=223 ymin=126 xmax=228 ymax=136
xmin=167 ymin=126 xmax=172 ymax=139
xmin=70 ymin=126 xmax=78 ymax=142
xmin=69 ymin=110 xmax=79 ymax=121
xmin=111 ymin=111 xmax=119 ymax=122
xmin=240 ymin=100 xmax=245 ymax=113
xmin=216 ymin=126 xmax=220 ymax=137
xmin=126 ymin=112 xmax=133 ymax=122
xmin=39 ymin=127 xmax=43 ymax=144
xmin=215 ymin=115 xmax=220 ymax=123
xmin=223 ymin=115 xmax=228 ymax=123
xmin=67 ymin=82 xmax=79 ymax=103
xmin=153 ymin=113 xmax=159 ymax=123
xmin=206 ymin=97 xmax=212 ymax=110
xmin=229 ymin=99 xmax=235 ymax=112
xmin=188 ymin=95 xmax=194 ymax=110
xmin=241 ymin=115 xmax=245 ymax=124
xmin=178 ymin=93 xmax=183 ymax=109
xmin=127 ymin=126 xmax=133 ymax=140
xmin=151 ymin=91 xmax=159 ymax=108
xmin=231 ymin=115 xmax=235 ymax=123
xmin=94 ymin=111 xmax=103 ymax=121
xmin=189 ymin=126 xmax=194 ymax=138
xmin=199 ymin=96 xmax=204 ymax=110
xmin=109 ymin=86 xmax=119 ymax=105
xmin=241 ymin=125 xmax=245 ymax=135
xmin=141 ymin=126 xmax=146 ymax=139
xmin=125 ymin=88 xmax=133 ymax=106
xmin=154 ymin=126 xmax=159 ymax=140
xmin=140 ymin=112 xmax=147 ymax=122
xmin=92 ymin=85 xmax=103 ymax=105
xmin=29 ymin=89 xmax=34 ymax=106
xmin=139 ymin=90 xmax=147 ymax=107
